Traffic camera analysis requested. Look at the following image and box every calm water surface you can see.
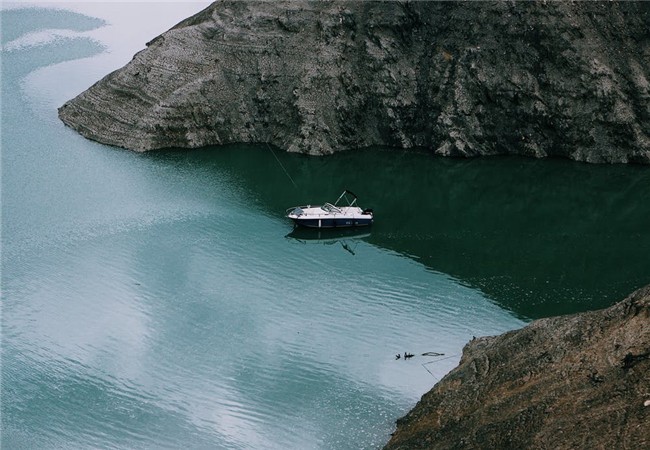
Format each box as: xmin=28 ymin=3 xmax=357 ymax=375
xmin=2 ymin=4 xmax=649 ymax=449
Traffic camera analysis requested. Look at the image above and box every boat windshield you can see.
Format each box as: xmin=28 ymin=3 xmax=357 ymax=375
xmin=321 ymin=203 xmax=342 ymax=214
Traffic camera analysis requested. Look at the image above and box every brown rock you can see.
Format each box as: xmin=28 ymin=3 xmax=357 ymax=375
xmin=384 ymin=285 xmax=650 ymax=449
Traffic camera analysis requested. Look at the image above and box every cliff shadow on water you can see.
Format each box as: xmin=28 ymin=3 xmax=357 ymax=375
xmin=146 ymin=145 xmax=650 ymax=321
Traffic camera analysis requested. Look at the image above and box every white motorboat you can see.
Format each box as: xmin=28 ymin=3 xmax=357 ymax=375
xmin=286 ymin=190 xmax=373 ymax=228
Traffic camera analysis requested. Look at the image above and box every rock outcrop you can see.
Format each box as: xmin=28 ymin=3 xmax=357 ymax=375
xmin=59 ymin=1 xmax=650 ymax=163
xmin=384 ymin=285 xmax=650 ymax=449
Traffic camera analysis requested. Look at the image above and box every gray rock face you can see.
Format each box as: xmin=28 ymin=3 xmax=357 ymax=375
xmin=59 ymin=1 xmax=650 ymax=163
xmin=384 ymin=285 xmax=650 ymax=449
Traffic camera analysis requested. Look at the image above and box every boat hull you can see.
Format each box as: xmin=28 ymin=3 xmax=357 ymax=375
xmin=290 ymin=217 xmax=373 ymax=228
xmin=286 ymin=192 xmax=373 ymax=229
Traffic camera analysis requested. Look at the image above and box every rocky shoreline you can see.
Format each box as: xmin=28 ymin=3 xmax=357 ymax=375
xmin=59 ymin=1 xmax=650 ymax=163
xmin=55 ymin=1 xmax=650 ymax=445
xmin=384 ymin=285 xmax=650 ymax=449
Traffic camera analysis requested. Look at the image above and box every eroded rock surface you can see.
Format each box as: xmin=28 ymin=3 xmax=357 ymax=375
xmin=384 ymin=285 xmax=650 ymax=449
xmin=59 ymin=1 xmax=650 ymax=162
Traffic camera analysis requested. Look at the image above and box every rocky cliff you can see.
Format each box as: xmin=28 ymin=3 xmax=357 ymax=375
xmin=59 ymin=1 xmax=650 ymax=163
xmin=384 ymin=285 xmax=650 ymax=449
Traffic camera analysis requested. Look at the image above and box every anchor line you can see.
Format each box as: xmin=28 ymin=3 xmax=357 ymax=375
xmin=421 ymin=363 xmax=440 ymax=381
xmin=266 ymin=142 xmax=298 ymax=189
xmin=421 ymin=353 xmax=461 ymax=365
xmin=420 ymin=353 xmax=462 ymax=379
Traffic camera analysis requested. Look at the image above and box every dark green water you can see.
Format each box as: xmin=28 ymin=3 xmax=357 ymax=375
xmin=171 ymin=145 xmax=649 ymax=319
xmin=2 ymin=4 xmax=649 ymax=449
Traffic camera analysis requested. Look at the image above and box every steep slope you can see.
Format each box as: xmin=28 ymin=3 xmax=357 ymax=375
xmin=59 ymin=1 xmax=650 ymax=163
xmin=384 ymin=285 xmax=650 ymax=449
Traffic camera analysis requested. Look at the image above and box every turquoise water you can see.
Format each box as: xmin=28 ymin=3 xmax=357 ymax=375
xmin=2 ymin=5 xmax=648 ymax=449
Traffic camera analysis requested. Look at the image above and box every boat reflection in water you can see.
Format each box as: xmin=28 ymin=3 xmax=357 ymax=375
xmin=285 ymin=227 xmax=371 ymax=256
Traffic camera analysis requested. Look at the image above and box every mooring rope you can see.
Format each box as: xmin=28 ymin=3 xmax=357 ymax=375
xmin=266 ymin=142 xmax=298 ymax=189
xmin=420 ymin=353 xmax=462 ymax=380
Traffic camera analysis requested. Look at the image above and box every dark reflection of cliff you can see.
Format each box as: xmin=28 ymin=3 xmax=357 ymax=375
xmin=149 ymin=145 xmax=650 ymax=320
